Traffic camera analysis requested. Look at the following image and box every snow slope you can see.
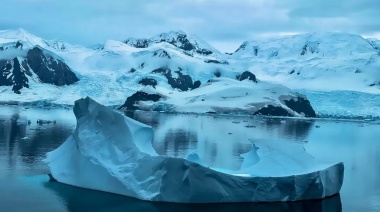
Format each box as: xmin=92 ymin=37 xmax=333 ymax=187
xmin=230 ymin=32 xmax=380 ymax=93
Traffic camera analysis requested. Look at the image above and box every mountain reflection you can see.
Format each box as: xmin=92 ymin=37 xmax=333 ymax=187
xmin=129 ymin=112 xmax=315 ymax=170
xmin=0 ymin=109 xmax=74 ymax=175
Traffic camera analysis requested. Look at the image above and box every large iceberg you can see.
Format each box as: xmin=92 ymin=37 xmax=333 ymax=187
xmin=44 ymin=97 xmax=344 ymax=203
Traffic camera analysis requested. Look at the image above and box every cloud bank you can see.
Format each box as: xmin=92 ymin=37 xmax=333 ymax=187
xmin=0 ymin=0 xmax=379 ymax=52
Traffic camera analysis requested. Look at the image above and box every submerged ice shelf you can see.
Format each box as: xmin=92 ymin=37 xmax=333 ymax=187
xmin=44 ymin=97 xmax=344 ymax=203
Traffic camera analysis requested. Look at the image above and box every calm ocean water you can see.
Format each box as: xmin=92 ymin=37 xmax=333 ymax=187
xmin=0 ymin=105 xmax=379 ymax=212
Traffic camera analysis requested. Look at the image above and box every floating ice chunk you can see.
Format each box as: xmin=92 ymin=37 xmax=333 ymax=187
xmin=44 ymin=97 xmax=344 ymax=203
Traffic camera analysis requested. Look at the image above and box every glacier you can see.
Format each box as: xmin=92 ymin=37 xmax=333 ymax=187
xmin=44 ymin=97 xmax=344 ymax=203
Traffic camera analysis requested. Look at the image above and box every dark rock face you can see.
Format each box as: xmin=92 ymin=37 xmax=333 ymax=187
xmin=214 ymin=70 xmax=221 ymax=78
xmin=10 ymin=59 xmax=29 ymax=93
xmin=254 ymin=105 xmax=292 ymax=117
xmin=0 ymin=46 xmax=79 ymax=93
xmin=15 ymin=41 xmax=23 ymax=49
xmin=0 ymin=58 xmax=31 ymax=94
xmin=119 ymin=91 xmax=162 ymax=111
xmin=236 ymin=71 xmax=257 ymax=83
xmin=196 ymin=49 xmax=213 ymax=55
xmin=152 ymin=50 xmax=171 ymax=59
xmin=192 ymin=80 xmax=201 ymax=90
xmin=204 ymin=59 xmax=229 ymax=65
xmin=369 ymin=82 xmax=380 ymax=87
xmin=139 ymin=78 xmax=157 ymax=88
xmin=0 ymin=60 xmax=14 ymax=87
xmin=26 ymin=47 xmax=79 ymax=86
xmin=283 ymin=97 xmax=316 ymax=118
xmin=301 ymin=42 xmax=319 ymax=55
xmin=0 ymin=41 xmax=24 ymax=51
xmin=124 ymin=39 xmax=150 ymax=48
xmin=152 ymin=67 xmax=200 ymax=91
xmin=164 ymin=34 xmax=194 ymax=51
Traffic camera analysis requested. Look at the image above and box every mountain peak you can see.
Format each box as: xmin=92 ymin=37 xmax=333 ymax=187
xmin=154 ymin=30 xmax=187 ymax=39
xmin=0 ymin=28 xmax=46 ymax=49
xmin=233 ymin=32 xmax=375 ymax=58
xmin=124 ymin=30 xmax=220 ymax=56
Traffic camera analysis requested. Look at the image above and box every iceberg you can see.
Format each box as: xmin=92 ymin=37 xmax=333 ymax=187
xmin=44 ymin=97 xmax=344 ymax=203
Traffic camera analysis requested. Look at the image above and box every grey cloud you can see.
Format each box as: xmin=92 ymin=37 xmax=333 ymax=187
xmin=0 ymin=0 xmax=378 ymax=52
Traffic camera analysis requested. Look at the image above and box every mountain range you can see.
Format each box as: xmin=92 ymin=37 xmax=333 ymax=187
xmin=0 ymin=28 xmax=379 ymax=117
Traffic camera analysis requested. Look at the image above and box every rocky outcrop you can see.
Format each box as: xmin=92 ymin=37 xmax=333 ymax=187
xmin=138 ymin=78 xmax=157 ymax=88
xmin=152 ymin=67 xmax=200 ymax=91
xmin=236 ymin=71 xmax=257 ymax=83
xmin=254 ymin=105 xmax=292 ymax=117
xmin=204 ymin=59 xmax=229 ymax=65
xmin=152 ymin=50 xmax=171 ymax=59
xmin=124 ymin=38 xmax=150 ymax=48
xmin=282 ymin=96 xmax=316 ymax=118
xmin=119 ymin=91 xmax=162 ymax=111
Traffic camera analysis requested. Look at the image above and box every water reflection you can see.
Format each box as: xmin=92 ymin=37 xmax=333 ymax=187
xmin=0 ymin=107 xmax=75 ymax=176
xmin=128 ymin=112 xmax=315 ymax=170
xmin=44 ymin=180 xmax=342 ymax=212
xmin=1 ymin=107 xmax=379 ymax=211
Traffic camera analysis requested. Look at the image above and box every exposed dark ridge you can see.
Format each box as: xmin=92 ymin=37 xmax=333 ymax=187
xmin=204 ymin=59 xmax=229 ymax=65
xmin=152 ymin=67 xmax=200 ymax=91
xmin=119 ymin=91 xmax=162 ymax=111
xmin=139 ymin=78 xmax=157 ymax=88
xmin=124 ymin=38 xmax=150 ymax=48
xmin=26 ymin=47 xmax=79 ymax=86
xmin=164 ymin=34 xmax=195 ymax=51
xmin=196 ymin=49 xmax=213 ymax=55
xmin=283 ymin=97 xmax=316 ymax=117
xmin=0 ymin=58 xmax=31 ymax=94
xmin=0 ymin=60 xmax=12 ymax=86
xmin=254 ymin=105 xmax=292 ymax=117
xmin=15 ymin=41 xmax=23 ymax=49
xmin=236 ymin=71 xmax=257 ymax=83
xmin=234 ymin=42 xmax=248 ymax=53
xmin=11 ymin=58 xmax=29 ymax=93
xmin=153 ymin=50 xmax=171 ymax=59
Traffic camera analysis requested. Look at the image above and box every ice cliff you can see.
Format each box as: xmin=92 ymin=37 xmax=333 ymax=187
xmin=44 ymin=97 xmax=344 ymax=203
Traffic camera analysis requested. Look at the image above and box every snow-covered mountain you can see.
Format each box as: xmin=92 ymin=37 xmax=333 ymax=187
xmin=230 ymin=32 xmax=380 ymax=92
xmin=0 ymin=29 xmax=379 ymax=117
xmin=124 ymin=30 xmax=223 ymax=59
xmin=0 ymin=29 xmax=79 ymax=93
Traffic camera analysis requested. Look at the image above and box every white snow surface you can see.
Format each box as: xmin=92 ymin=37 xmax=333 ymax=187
xmin=1 ymin=29 xmax=379 ymax=117
xmin=44 ymin=97 xmax=344 ymax=203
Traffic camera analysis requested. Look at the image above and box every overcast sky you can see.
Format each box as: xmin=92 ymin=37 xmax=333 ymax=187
xmin=1 ymin=0 xmax=379 ymax=52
